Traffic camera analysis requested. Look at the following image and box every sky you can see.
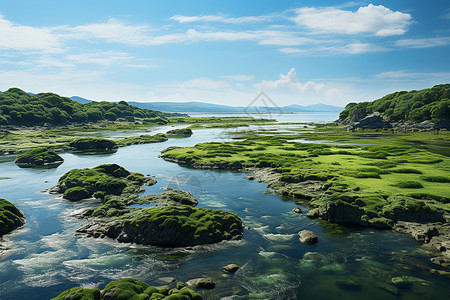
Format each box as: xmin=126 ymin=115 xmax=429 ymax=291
xmin=0 ymin=0 xmax=449 ymax=107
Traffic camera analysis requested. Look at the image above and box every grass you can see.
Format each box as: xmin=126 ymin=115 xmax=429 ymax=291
xmin=160 ymin=127 xmax=450 ymax=224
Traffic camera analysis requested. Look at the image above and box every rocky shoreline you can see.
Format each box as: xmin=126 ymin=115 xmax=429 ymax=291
xmin=160 ymin=154 xmax=450 ymax=271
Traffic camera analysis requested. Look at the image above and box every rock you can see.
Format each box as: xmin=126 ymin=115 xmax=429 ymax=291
xmin=316 ymin=201 xmax=365 ymax=224
xmin=391 ymin=276 xmax=431 ymax=288
xmin=158 ymin=277 xmax=176 ymax=284
xmin=0 ymin=198 xmax=25 ymax=236
xmin=78 ymin=205 xmax=244 ymax=247
xmin=186 ymin=278 xmax=215 ymax=289
xmin=303 ymin=252 xmax=323 ymax=260
xmin=298 ymin=230 xmax=318 ymax=244
xmin=166 ymin=128 xmax=193 ymax=137
xmin=292 ymin=207 xmax=303 ymax=214
xmin=430 ymin=256 xmax=450 ymax=268
xmin=246 ymin=176 xmax=255 ymax=180
xmin=347 ymin=112 xmax=392 ymax=130
xmin=51 ymin=287 xmax=101 ymax=300
xmin=429 ymin=269 xmax=450 ymax=278
xmin=142 ymin=190 xmax=198 ymax=206
xmin=222 ymin=264 xmax=240 ymax=273
xmin=15 ymin=148 xmax=63 ymax=168
xmin=51 ymin=164 xmax=155 ymax=201
xmin=335 ymin=278 xmax=361 ymax=290
xmin=68 ymin=137 xmax=118 ymax=151
xmin=394 ymin=222 xmax=440 ymax=243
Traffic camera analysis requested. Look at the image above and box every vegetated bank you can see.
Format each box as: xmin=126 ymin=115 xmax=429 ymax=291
xmin=338 ymin=84 xmax=450 ymax=130
xmin=160 ymin=120 xmax=450 ymax=269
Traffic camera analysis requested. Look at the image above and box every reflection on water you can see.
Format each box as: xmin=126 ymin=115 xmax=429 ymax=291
xmin=0 ymin=124 xmax=448 ymax=300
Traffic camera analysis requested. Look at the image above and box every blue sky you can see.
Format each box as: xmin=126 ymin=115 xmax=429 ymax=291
xmin=0 ymin=0 xmax=449 ymax=107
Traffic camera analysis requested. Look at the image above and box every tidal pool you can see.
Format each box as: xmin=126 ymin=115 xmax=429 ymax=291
xmin=0 ymin=126 xmax=448 ymax=300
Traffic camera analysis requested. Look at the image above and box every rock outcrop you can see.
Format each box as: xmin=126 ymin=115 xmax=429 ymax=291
xmin=166 ymin=128 xmax=193 ymax=137
xmin=51 ymin=278 xmax=203 ymax=300
xmin=142 ymin=190 xmax=198 ymax=206
xmin=15 ymin=148 xmax=63 ymax=168
xmin=49 ymin=164 xmax=156 ymax=201
xmin=68 ymin=137 xmax=118 ymax=151
xmin=78 ymin=205 xmax=244 ymax=247
xmin=0 ymin=198 xmax=25 ymax=236
xmin=347 ymin=112 xmax=392 ymax=130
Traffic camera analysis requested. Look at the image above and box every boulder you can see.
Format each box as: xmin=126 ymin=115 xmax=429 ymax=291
xmin=348 ymin=112 xmax=392 ymax=130
xmin=186 ymin=278 xmax=215 ymax=289
xmin=222 ymin=264 xmax=240 ymax=273
xmin=292 ymin=207 xmax=303 ymax=214
xmin=15 ymin=148 xmax=63 ymax=168
xmin=298 ymin=230 xmax=318 ymax=244
xmin=142 ymin=190 xmax=198 ymax=206
xmin=51 ymin=287 xmax=101 ymax=300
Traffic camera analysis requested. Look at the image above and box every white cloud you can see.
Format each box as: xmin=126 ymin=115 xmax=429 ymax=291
xmin=278 ymin=47 xmax=305 ymax=54
xmin=375 ymin=70 xmax=450 ymax=81
xmin=255 ymin=68 xmax=324 ymax=92
xmin=293 ymin=4 xmax=411 ymax=36
xmin=338 ymin=43 xmax=388 ymax=54
xmin=170 ymin=14 xmax=273 ymax=24
xmin=66 ymin=51 xmax=133 ymax=66
xmin=223 ymin=74 xmax=255 ymax=81
xmin=395 ymin=37 xmax=450 ymax=48
xmin=0 ymin=14 xmax=61 ymax=52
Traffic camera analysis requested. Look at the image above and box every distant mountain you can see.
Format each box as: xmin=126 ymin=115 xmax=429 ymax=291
xmin=71 ymin=96 xmax=93 ymax=104
xmin=128 ymin=101 xmax=343 ymax=113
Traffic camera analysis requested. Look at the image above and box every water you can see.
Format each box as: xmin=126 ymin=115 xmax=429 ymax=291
xmin=0 ymin=118 xmax=448 ymax=299
xmin=187 ymin=112 xmax=340 ymax=123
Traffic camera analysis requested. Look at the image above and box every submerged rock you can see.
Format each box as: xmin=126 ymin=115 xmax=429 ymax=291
xmin=186 ymin=278 xmax=215 ymax=289
xmin=335 ymin=278 xmax=361 ymax=290
xmin=15 ymin=148 xmax=63 ymax=168
xmin=222 ymin=264 xmax=240 ymax=273
xmin=51 ymin=287 xmax=100 ymax=300
xmin=0 ymin=198 xmax=25 ymax=236
xmin=292 ymin=207 xmax=303 ymax=214
xmin=298 ymin=230 xmax=318 ymax=245
xmin=78 ymin=205 xmax=243 ymax=247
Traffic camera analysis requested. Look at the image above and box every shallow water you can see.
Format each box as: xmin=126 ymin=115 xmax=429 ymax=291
xmin=0 ymin=124 xmax=449 ymax=300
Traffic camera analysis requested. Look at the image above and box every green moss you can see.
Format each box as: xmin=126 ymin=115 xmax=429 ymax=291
xmin=69 ymin=137 xmax=118 ymax=151
xmin=0 ymin=198 xmax=25 ymax=236
xmin=421 ymin=176 xmax=450 ymax=183
xmin=15 ymin=148 xmax=63 ymax=167
xmin=101 ymin=278 xmax=149 ymax=300
xmin=51 ymin=287 xmax=101 ymax=300
xmin=392 ymin=181 xmax=424 ymax=189
xmin=166 ymin=128 xmax=193 ymax=137
xmin=116 ymin=134 xmax=168 ymax=147
xmin=56 ymin=164 xmax=155 ymax=201
xmin=391 ymin=168 xmax=422 ymax=174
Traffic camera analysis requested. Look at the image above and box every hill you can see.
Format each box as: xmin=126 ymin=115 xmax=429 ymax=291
xmin=0 ymin=88 xmax=184 ymax=126
xmin=126 ymin=101 xmax=343 ymax=113
xmin=339 ymin=84 xmax=450 ymax=126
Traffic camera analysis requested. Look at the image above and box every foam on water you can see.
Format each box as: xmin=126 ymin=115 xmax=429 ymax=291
xmin=262 ymin=233 xmax=296 ymax=242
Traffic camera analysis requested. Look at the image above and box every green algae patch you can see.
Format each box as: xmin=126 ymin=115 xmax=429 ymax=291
xmin=52 ymin=164 xmax=156 ymax=201
xmin=52 ymin=278 xmax=202 ymax=300
xmin=116 ymin=133 xmax=168 ymax=147
xmin=0 ymin=198 xmax=25 ymax=236
xmin=68 ymin=137 xmax=118 ymax=151
xmin=51 ymin=287 xmax=101 ymax=300
xmin=15 ymin=148 xmax=63 ymax=168
xmin=78 ymin=205 xmax=244 ymax=247
xmin=166 ymin=128 xmax=193 ymax=137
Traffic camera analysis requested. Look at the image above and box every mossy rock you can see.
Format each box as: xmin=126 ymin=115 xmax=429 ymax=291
xmin=79 ymin=205 xmax=243 ymax=247
xmin=166 ymin=128 xmax=193 ymax=137
xmin=142 ymin=190 xmax=198 ymax=206
xmin=54 ymin=164 xmax=155 ymax=201
xmin=392 ymin=181 xmax=424 ymax=189
xmin=51 ymin=287 xmax=101 ymax=300
xmin=15 ymin=148 xmax=63 ymax=168
xmin=69 ymin=138 xmax=118 ymax=151
xmin=0 ymin=198 xmax=25 ymax=236
xmin=53 ymin=279 xmax=202 ymax=300
xmin=101 ymin=278 xmax=149 ymax=299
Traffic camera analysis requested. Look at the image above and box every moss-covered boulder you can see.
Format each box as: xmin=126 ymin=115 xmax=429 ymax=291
xmin=141 ymin=190 xmax=198 ymax=206
xmin=51 ymin=287 xmax=101 ymax=300
xmin=15 ymin=148 xmax=63 ymax=168
xmin=52 ymin=279 xmax=202 ymax=300
xmin=51 ymin=164 xmax=156 ymax=201
xmin=166 ymin=128 xmax=193 ymax=137
xmin=69 ymin=138 xmax=118 ymax=151
xmin=78 ymin=205 xmax=243 ymax=247
xmin=0 ymin=198 xmax=25 ymax=236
